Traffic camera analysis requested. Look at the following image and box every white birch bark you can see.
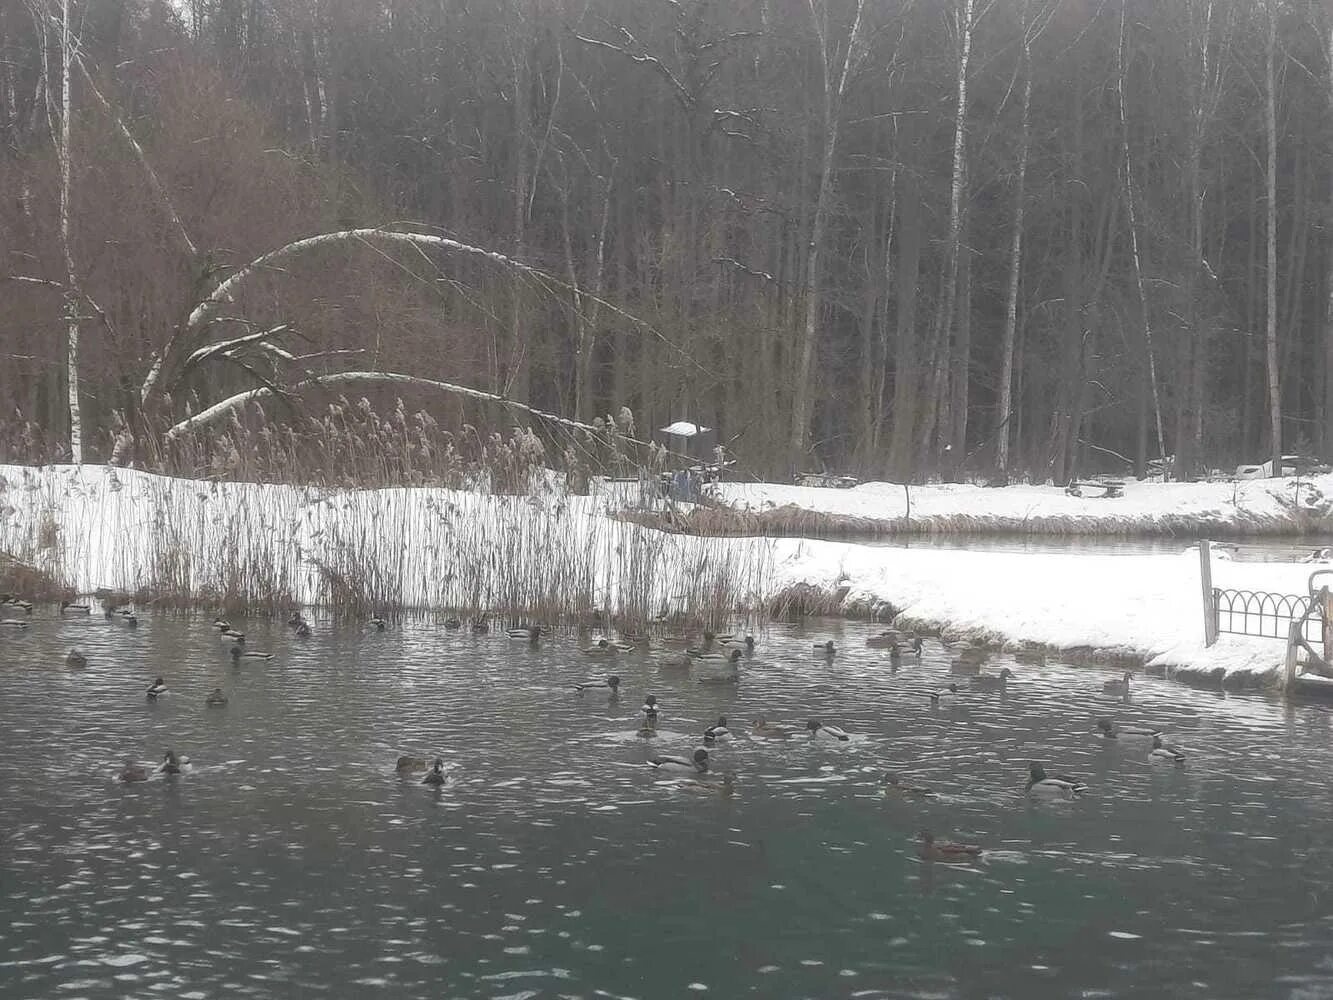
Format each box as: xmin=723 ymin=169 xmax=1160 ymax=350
xmin=58 ymin=0 xmax=81 ymax=463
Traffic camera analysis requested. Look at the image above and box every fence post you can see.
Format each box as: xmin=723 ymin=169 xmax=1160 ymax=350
xmin=1199 ymin=540 xmax=1218 ymax=647
xmin=1285 ymin=619 xmax=1303 ymax=690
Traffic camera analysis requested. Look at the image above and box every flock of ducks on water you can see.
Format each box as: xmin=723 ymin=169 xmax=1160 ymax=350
xmin=1 ymin=597 xmax=1185 ymax=863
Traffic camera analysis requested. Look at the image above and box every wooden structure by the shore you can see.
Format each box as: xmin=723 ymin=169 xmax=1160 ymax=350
xmin=1200 ymin=541 xmax=1333 ymax=698
xmin=1282 ymin=571 xmax=1333 ymax=698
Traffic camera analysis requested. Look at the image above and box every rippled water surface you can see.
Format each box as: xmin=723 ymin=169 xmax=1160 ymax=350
xmin=4 ymin=614 xmax=1333 ymax=999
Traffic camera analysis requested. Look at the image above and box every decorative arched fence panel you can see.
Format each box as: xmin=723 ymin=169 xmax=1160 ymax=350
xmin=1212 ymin=589 xmax=1322 ymax=644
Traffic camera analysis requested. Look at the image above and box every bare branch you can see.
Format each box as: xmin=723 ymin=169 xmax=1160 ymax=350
xmin=571 ymin=27 xmax=694 ymax=110
xmin=712 ymin=257 xmax=777 ymax=284
xmin=143 ymin=227 xmax=706 ymax=408
xmin=164 ymin=371 xmax=617 ymax=442
xmin=182 ymin=325 xmax=289 ymax=370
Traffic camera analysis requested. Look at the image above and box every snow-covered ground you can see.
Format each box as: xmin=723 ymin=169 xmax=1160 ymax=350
xmin=768 ymin=540 xmax=1317 ymax=688
xmin=713 ymin=475 xmax=1333 ymax=535
xmin=0 ymin=465 xmax=1322 ymax=689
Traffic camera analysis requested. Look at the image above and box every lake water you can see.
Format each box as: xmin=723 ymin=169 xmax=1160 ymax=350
xmin=3 ymin=614 xmax=1333 ymax=999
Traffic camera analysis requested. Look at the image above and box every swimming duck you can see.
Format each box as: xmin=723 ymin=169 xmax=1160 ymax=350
xmin=890 ymin=637 xmax=925 ymax=663
xmin=971 ymin=667 xmax=1014 ymax=691
xmin=0 ymin=619 xmax=29 ymax=629
xmin=949 ymin=646 xmax=990 ymax=669
xmin=692 ymin=648 xmax=743 ymax=665
xmin=119 ymin=761 xmax=149 ymax=782
xmin=286 ymin=611 xmax=306 ymax=627
xmin=212 ymin=617 xmax=231 ymax=630
xmin=0 ymin=595 xmax=33 ymax=613
xmin=702 ymin=716 xmax=731 ymax=744
xmin=146 ymin=677 xmax=167 ymax=698
xmin=220 ymin=627 xmax=245 ymax=640
xmin=582 ymin=638 xmax=615 ymax=655
xmin=866 ymin=630 xmax=902 ymax=649
xmin=369 ymin=616 xmax=388 ymax=632
xmin=641 ymin=695 xmax=660 ymax=730
xmin=917 ymin=830 xmax=983 ymax=862
xmin=928 ymin=683 xmax=961 ymax=704
xmin=681 ymin=771 xmax=736 ymax=797
xmin=156 ymin=749 xmax=187 ymax=774
xmin=443 ymin=616 xmax=462 ymax=630
xmin=649 ymin=748 xmax=709 ymax=774
xmin=396 ymin=755 xmax=428 ymax=772
xmin=1026 ymin=762 xmax=1087 ymax=799
xmin=60 ymin=600 xmax=91 ymax=614
xmin=572 ymin=674 xmax=621 ymax=695
xmin=125 ymin=614 xmax=139 ymax=628
xmin=719 ymin=634 xmax=756 ymax=651
xmin=1094 ymin=718 xmax=1161 ymax=741
xmin=422 ymin=758 xmax=448 ymax=785
xmin=1103 ymin=671 xmax=1133 ymax=695
xmin=813 ymin=640 xmax=836 ymax=657
xmin=231 ymin=644 xmax=274 ymax=661
xmin=65 ymin=647 xmax=87 ymax=668
xmin=881 ymin=773 xmax=934 ymax=797
xmin=752 ymin=718 xmax=796 ymax=738
xmin=507 ymin=626 xmax=541 ymax=644
xmin=1149 ymin=734 xmax=1186 ymax=764
xmin=295 ymin=622 xmax=311 ymax=637
xmin=806 ymin=719 xmax=851 ymax=742
xmin=205 ymin=687 xmax=228 ymax=707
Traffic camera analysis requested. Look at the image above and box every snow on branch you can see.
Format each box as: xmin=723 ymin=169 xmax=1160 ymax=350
xmin=182 ymin=325 xmax=289 ymax=369
xmin=143 ymin=226 xmax=707 ymax=408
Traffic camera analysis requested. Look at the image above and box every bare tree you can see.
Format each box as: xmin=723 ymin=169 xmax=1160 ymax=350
xmin=789 ymin=0 xmax=868 ymax=472
xmin=918 ymin=0 xmax=975 ymax=476
xmin=1265 ymin=0 xmax=1282 ymax=474
xmin=996 ymin=0 xmax=1036 ymax=476
xmin=57 ymin=0 xmax=80 ymax=462
xmin=1118 ymin=0 xmax=1166 ymax=473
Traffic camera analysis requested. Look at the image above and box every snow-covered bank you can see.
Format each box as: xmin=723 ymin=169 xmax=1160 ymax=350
xmin=767 ymin=541 xmax=1308 ymax=688
xmin=712 ymin=475 xmax=1333 ymax=537
xmin=0 ymin=465 xmax=1313 ymax=688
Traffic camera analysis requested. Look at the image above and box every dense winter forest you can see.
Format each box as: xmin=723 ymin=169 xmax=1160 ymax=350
xmin=1 ymin=0 xmax=1330 ymax=483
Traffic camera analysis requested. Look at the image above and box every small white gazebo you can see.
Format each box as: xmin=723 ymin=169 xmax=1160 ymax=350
xmin=658 ymin=420 xmax=710 ymax=438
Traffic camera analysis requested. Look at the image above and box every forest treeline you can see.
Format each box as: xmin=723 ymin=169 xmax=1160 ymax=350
xmin=0 ymin=0 xmax=1329 ymax=482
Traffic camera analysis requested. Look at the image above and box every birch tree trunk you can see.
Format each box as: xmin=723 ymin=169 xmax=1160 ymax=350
xmin=924 ymin=0 xmax=974 ymax=474
xmin=788 ymin=0 xmax=867 ymax=472
xmin=59 ymin=0 xmax=81 ymax=464
xmin=996 ymin=0 xmax=1032 ymax=475
xmin=1265 ymin=0 xmax=1282 ymax=475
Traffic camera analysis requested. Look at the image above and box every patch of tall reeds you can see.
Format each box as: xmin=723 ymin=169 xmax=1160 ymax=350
xmin=0 ymin=463 xmax=772 ymax=629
